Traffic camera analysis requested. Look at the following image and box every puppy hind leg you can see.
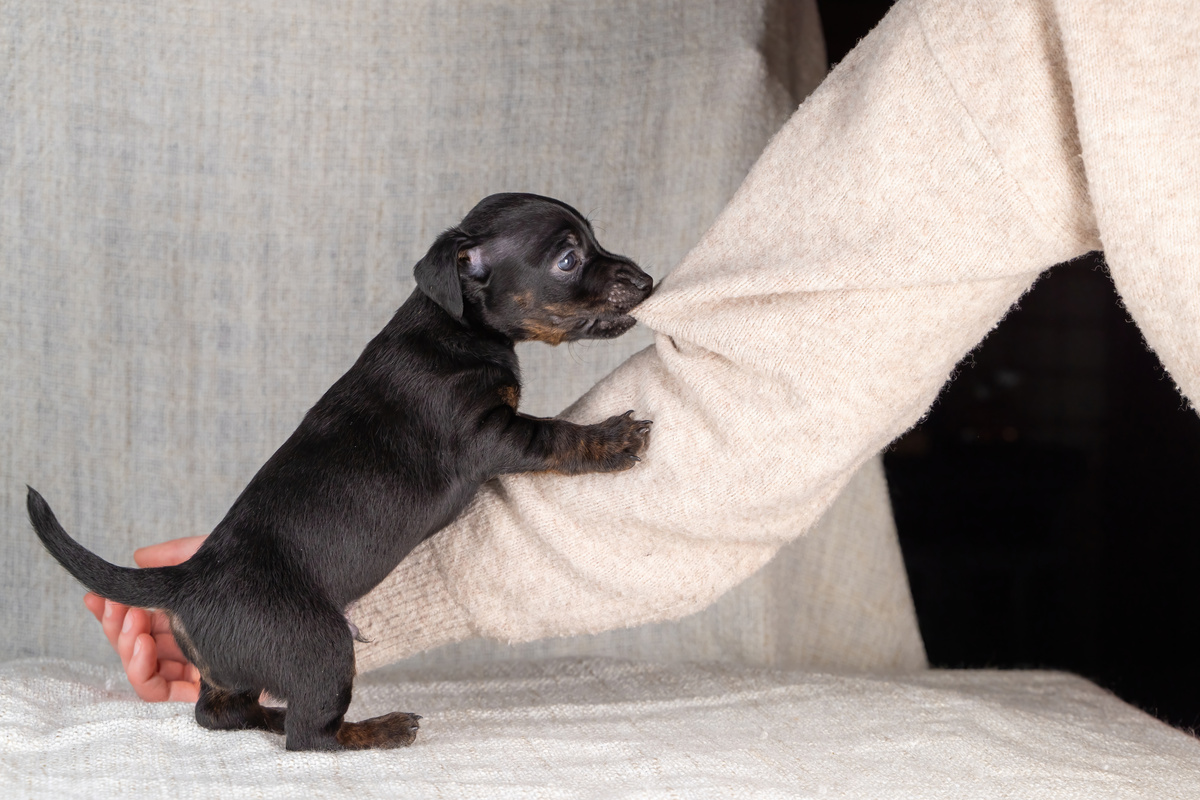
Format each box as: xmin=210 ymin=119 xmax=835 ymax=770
xmin=282 ymin=665 xmax=421 ymax=750
xmin=283 ymin=681 xmax=352 ymax=752
xmin=195 ymin=680 xmax=286 ymax=735
xmin=281 ymin=624 xmax=357 ymax=751
xmin=280 ymin=600 xmax=420 ymax=750
xmin=284 ymin=678 xmax=420 ymax=750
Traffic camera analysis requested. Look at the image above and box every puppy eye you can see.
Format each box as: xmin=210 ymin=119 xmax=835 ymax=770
xmin=556 ymin=251 xmax=579 ymax=272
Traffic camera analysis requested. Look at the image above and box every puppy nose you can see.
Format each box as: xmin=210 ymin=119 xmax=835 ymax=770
xmin=617 ymin=263 xmax=653 ymax=292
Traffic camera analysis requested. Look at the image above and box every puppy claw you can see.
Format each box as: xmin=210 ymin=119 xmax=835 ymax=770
xmin=583 ymin=409 xmax=653 ymax=472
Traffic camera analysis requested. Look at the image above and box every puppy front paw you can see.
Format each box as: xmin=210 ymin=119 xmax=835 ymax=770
xmin=591 ymin=410 xmax=652 ymax=472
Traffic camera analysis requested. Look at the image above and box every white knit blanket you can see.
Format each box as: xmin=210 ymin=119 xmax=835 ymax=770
xmin=3 ymin=658 xmax=1198 ymax=799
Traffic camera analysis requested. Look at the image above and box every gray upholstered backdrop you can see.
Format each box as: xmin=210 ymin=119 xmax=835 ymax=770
xmin=1 ymin=0 xmax=923 ymax=671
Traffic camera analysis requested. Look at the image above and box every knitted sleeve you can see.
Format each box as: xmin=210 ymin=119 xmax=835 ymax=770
xmin=351 ymin=0 xmax=1112 ymax=671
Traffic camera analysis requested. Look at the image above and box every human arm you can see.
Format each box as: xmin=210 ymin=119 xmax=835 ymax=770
xmin=350 ymin=0 xmax=1109 ymax=672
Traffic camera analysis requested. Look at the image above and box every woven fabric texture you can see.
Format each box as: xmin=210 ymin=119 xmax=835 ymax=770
xmin=4 ymin=657 xmax=1200 ymax=799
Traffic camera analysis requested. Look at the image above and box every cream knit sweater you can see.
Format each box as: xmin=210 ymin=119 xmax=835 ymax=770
xmin=352 ymin=0 xmax=1200 ymax=671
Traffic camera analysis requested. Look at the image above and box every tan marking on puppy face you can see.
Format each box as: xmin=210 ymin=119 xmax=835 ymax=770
xmin=544 ymin=300 xmax=605 ymax=316
xmin=499 ymin=385 xmax=520 ymax=409
xmin=512 ymin=291 xmax=533 ymax=309
xmin=520 ymin=318 xmax=570 ymax=345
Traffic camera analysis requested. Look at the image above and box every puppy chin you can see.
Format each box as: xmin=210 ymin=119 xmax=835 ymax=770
xmin=575 ymin=314 xmax=638 ymax=340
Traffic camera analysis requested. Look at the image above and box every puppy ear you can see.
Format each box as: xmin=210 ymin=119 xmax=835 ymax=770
xmin=462 ymin=246 xmax=490 ymax=282
xmin=413 ymin=228 xmax=469 ymax=321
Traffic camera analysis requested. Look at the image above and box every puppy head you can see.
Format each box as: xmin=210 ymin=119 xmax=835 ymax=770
xmin=414 ymin=193 xmax=653 ymax=343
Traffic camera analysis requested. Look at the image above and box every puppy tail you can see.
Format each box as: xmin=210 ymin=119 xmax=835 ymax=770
xmin=26 ymin=486 xmax=181 ymax=610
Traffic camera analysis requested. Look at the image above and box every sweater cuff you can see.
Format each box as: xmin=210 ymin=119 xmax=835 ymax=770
xmin=350 ymin=539 xmax=475 ymax=673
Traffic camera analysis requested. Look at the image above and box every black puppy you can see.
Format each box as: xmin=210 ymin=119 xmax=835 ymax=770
xmin=27 ymin=193 xmax=653 ymax=751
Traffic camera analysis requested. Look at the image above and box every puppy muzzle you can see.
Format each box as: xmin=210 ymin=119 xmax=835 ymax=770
xmin=606 ymin=262 xmax=654 ymax=310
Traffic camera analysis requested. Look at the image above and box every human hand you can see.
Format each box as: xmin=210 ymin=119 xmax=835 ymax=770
xmin=83 ymin=535 xmax=207 ymax=702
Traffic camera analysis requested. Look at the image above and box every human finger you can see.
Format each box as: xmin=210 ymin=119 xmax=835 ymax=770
xmin=156 ymin=658 xmax=201 ymax=686
xmin=133 ymin=535 xmax=206 ymax=568
xmin=150 ymin=619 xmax=189 ymax=663
xmin=101 ymin=600 xmax=131 ymax=652
xmin=83 ymin=592 xmax=105 ymax=622
xmin=125 ymin=632 xmax=171 ymax=702
xmin=115 ymin=606 xmax=153 ymax=672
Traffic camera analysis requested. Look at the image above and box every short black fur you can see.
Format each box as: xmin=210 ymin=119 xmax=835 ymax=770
xmin=28 ymin=193 xmax=654 ymax=751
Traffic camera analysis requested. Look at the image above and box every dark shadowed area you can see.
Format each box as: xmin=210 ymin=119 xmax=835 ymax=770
xmin=816 ymin=1 xmax=1200 ymax=732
